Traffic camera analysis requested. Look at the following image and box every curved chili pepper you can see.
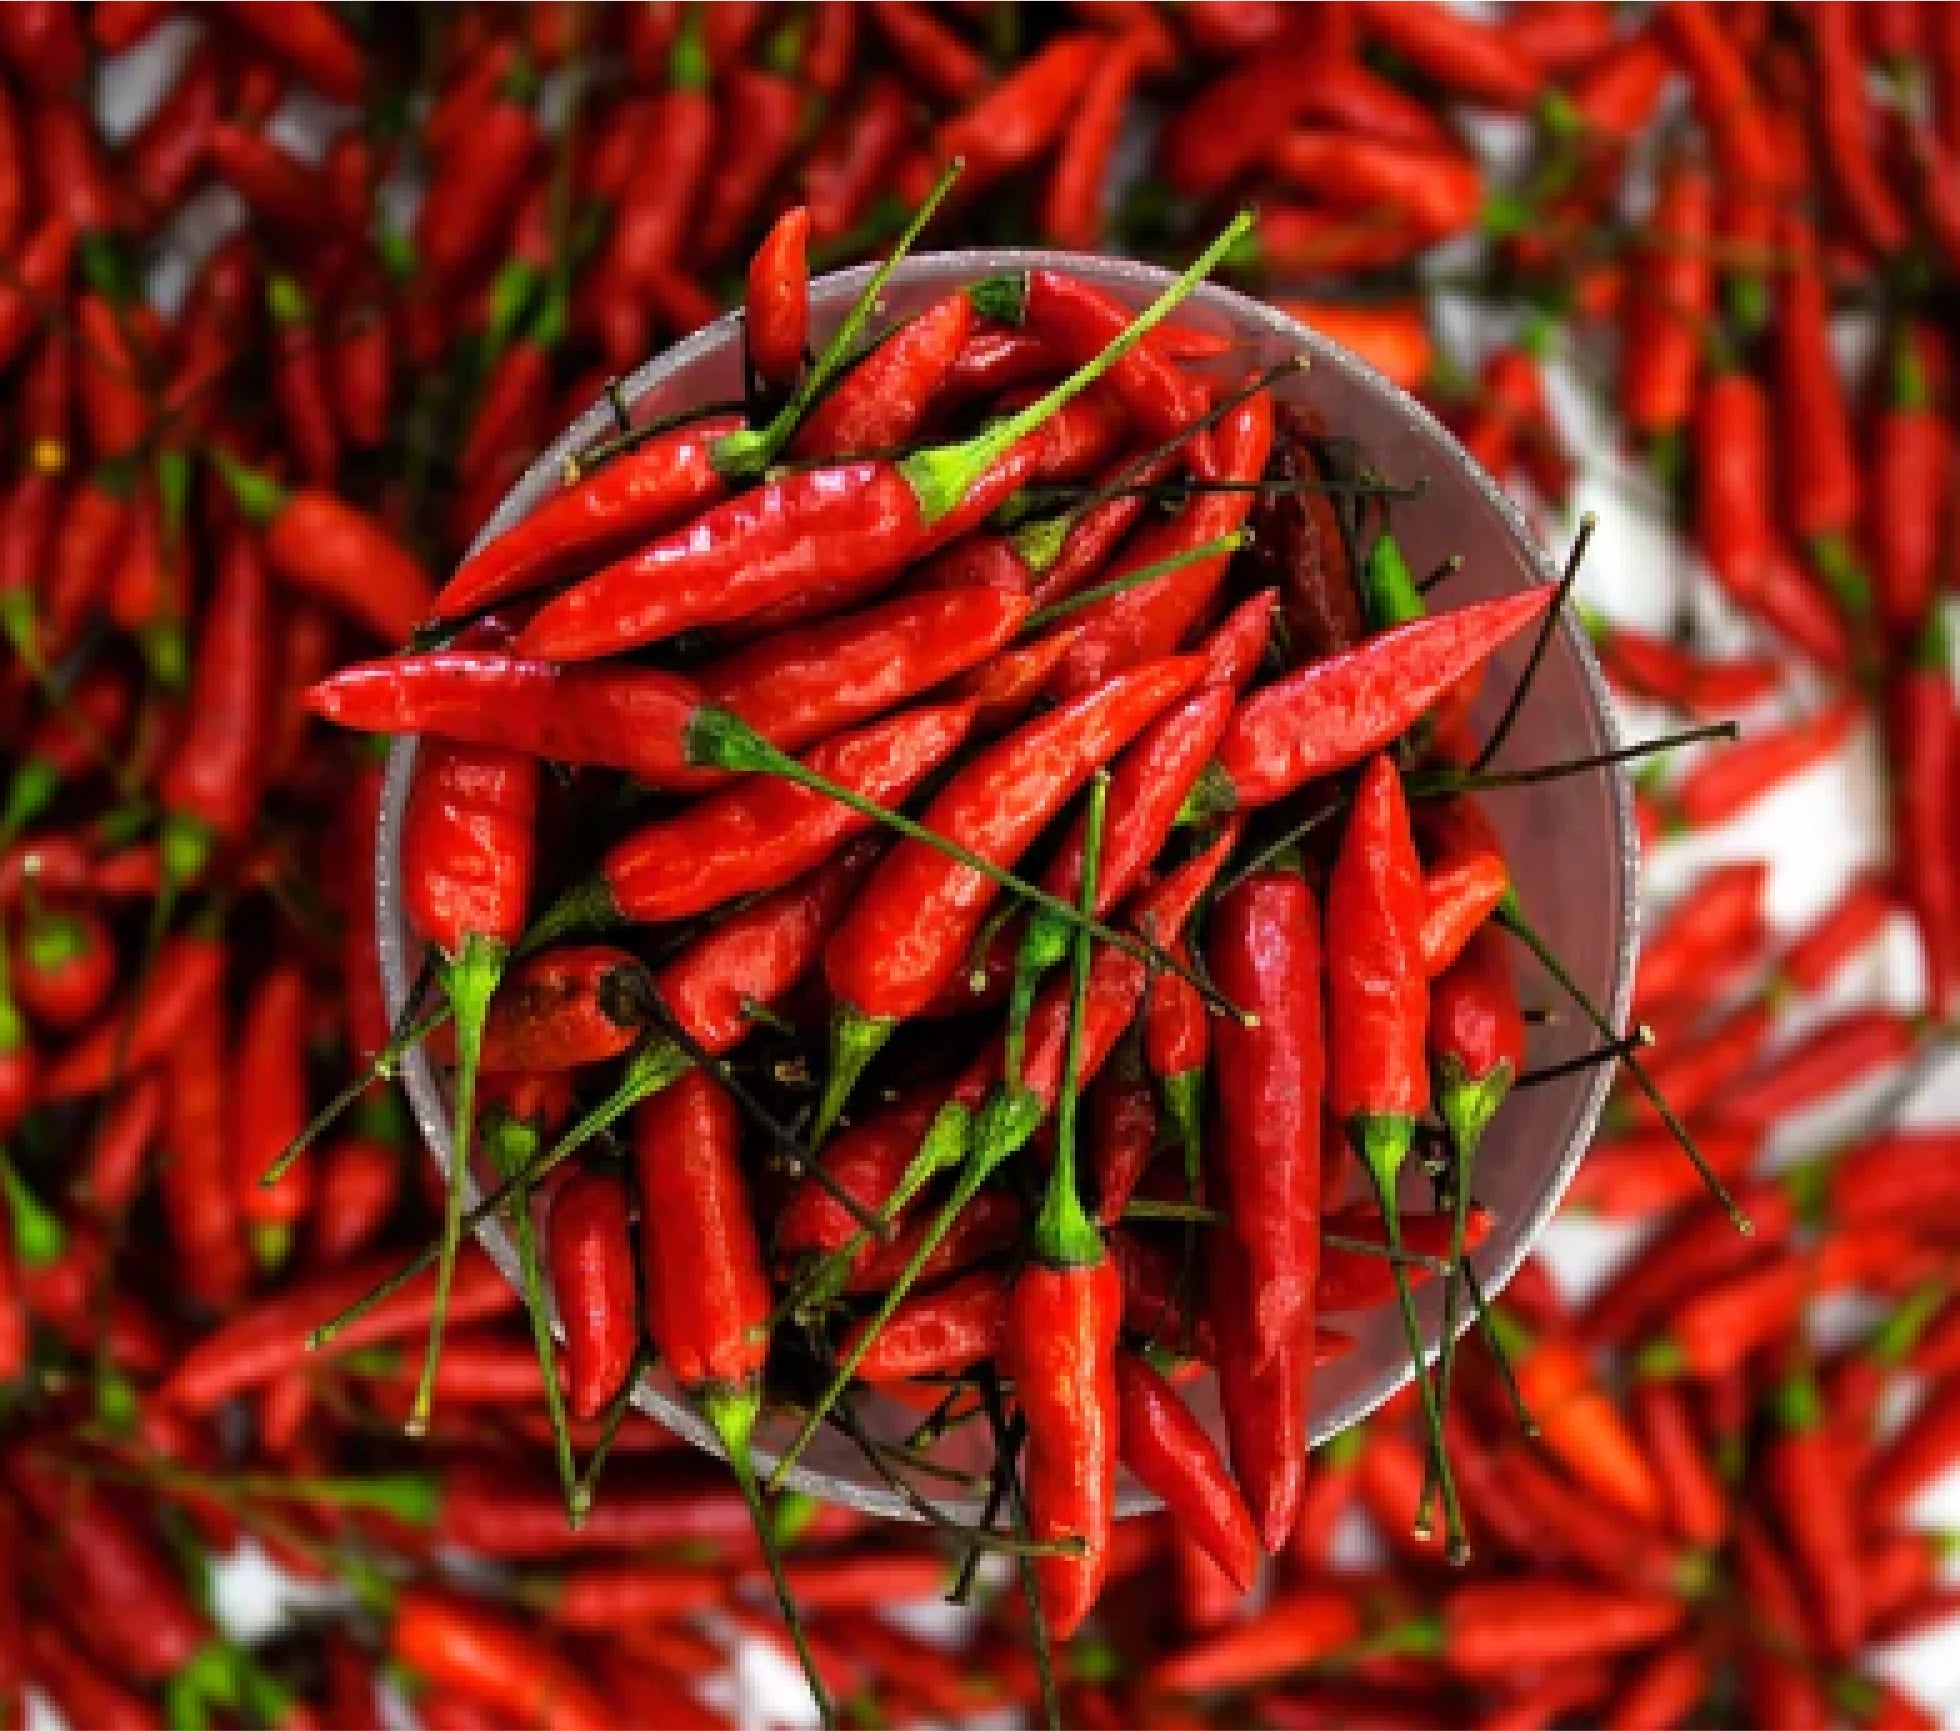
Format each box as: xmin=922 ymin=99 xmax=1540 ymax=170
xmin=1116 ymin=1350 xmax=1259 ymax=1593
xmin=75 ymin=295 xmax=150 ymax=462
xmin=802 ymin=75 xmax=912 ymax=244
xmin=163 ymin=1246 xmax=513 ymax=1412
xmin=1633 ymin=860 xmax=1768 ymax=1016
xmin=1763 ymin=1361 xmax=1864 ymax=1659
xmin=1205 ymin=866 xmax=1323 ymax=1552
xmin=1807 ymin=2 xmax=1910 ymax=259
xmin=1872 ymin=322 xmax=1949 ymax=646
xmin=546 ymin=1168 xmax=637 ymax=1422
xmin=557 ymin=703 xmax=973 ymax=929
xmin=1416 ymin=797 xmax=1509 ymax=980
xmin=1147 ymin=1589 xmax=1361 ymax=1695
xmin=23 ymin=1619 xmax=161 ymax=1731
xmin=935 ymin=32 xmax=1100 ymax=198
xmin=1589 ymin=617 xmax=1782 ymax=718
xmin=698 ymin=62 xmax=805 ymax=264
xmin=843 ymin=1266 xmax=1006 ymax=1382
xmin=1086 ymin=1042 xmax=1156 ymax=1225
xmin=815 ymin=655 xmax=1201 ymax=1139
xmin=434 ymin=414 xmax=741 ymax=623
xmin=46 ymin=467 xmax=134 ymax=657
xmin=794 ymin=291 xmax=974 ymax=463
xmin=747 ymin=206 xmax=810 ymax=392
xmin=205 ymin=122 xmax=331 ymax=237
xmin=1202 ymin=587 xmax=1554 ymax=814
xmin=1885 ymin=612 xmax=1960 ymax=1017
xmin=417 ymin=84 xmax=538 ymax=290
xmin=329 ymin=300 xmax=392 ymax=451
xmin=78 ymin=1068 xmax=166 ymax=1215
xmin=222 ymin=0 xmax=365 ymax=103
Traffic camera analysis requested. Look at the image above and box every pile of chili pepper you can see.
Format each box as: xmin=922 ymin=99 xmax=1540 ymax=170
xmin=2 ymin=2 xmax=1959 ymax=1728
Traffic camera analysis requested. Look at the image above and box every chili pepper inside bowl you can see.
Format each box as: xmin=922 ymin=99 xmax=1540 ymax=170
xmin=376 ymin=251 xmax=1636 ymax=1524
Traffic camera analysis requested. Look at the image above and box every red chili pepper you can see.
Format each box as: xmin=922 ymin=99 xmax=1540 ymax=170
xmin=1664 ymin=695 xmax=1860 ymax=830
xmin=1589 ymin=617 xmax=1782 ymax=718
xmin=391 ymin=1588 xmax=609 ymax=1731
xmin=1044 ymin=33 xmax=1148 ymax=250
xmin=157 ymin=530 xmax=271 ymax=882
xmin=263 ymin=278 xmax=340 ymax=488
xmin=10 ymin=897 xmax=112 ymax=1032
xmin=1628 ymin=1377 xmax=1727 ymax=1552
xmin=7 ymin=1445 xmax=213 ymax=1681
xmin=866 ymin=2 xmax=988 ymax=102
xmin=1761 ymin=1361 xmax=1865 ymax=1660
xmin=1560 ymin=32 xmax=1675 ymax=146
xmin=795 ymin=291 xmax=974 ymax=463
xmin=607 ymin=19 xmax=714 ymax=291
xmin=1147 ymin=1588 xmax=1362 ymax=1695
xmin=219 ymin=461 xmax=434 ymax=646
xmin=1871 ymin=322 xmax=1950 ymax=646
xmin=1271 ymin=133 xmax=1482 ymax=245
xmin=1206 ymin=865 xmax=1323 ymax=1552
xmin=1274 ymin=301 xmax=1433 ymax=394
xmin=700 ymin=67 xmax=806 ymax=265
xmin=205 ymin=122 xmax=333 ymax=239
xmin=1808 ymin=2 xmax=1911 ymax=259
xmin=816 ymin=656 xmax=1201 ymax=1134
xmin=746 ymin=206 xmax=809 ymax=393
xmin=1354 ymin=0 xmax=1539 ymax=109
xmin=40 ymin=926 xmax=221 ymax=1099
xmin=433 ymin=414 xmax=741 ymax=623
xmin=231 ymin=962 xmax=314 ymax=1242
xmin=1204 ymin=587 xmax=1554 ymax=813
xmin=1416 ymin=796 xmax=1509 ymax=980
xmin=554 ymin=704 xmax=974 ymax=928
xmin=1085 ymin=1044 xmax=1156 ymax=1224
xmin=163 ymin=1246 xmax=513 ymax=1412
xmin=936 ymin=34 xmax=1101 ymax=196
xmin=843 ymin=1266 xmax=1006 ymax=1382
xmin=802 ymin=76 xmax=913 ymax=244
xmin=1620 ymin=159 xmax=1711 ymax=440
xmin=1115 ymin=1351 xmax=1259 ymax=1593
xmin=418 ymin=87 xmax=538 ymax=291
xmin=1632 ymin=860 xmax=1768 ymax=1016
xmin=76 ymin=1068 xmax=165 ymax=1214
xmin=221 ymin=0 xmax=364 ymax=103
xmin=1049 ymin=397 xmax=1272 ymax=696
xmin=23 ymin=1619 xmax=161 ymax=1731
xmin=1565 ymin=1120 xmax=1761 ymax=1220
xmin=1583 ymin=1183 xmax=1794 ymax=1346
xmin=633 ymin=1069 xmax=830 ymax=1709
xmin=307 ymin=1135 xmax=399 ymax=1271
xmin=45 ymin=468 xmax=134 ymax=657
xmin=0 ymin=215 xmax=72 ymax=380
xmin=329 ymin=300 xmax=392 ymax=451
xmin=1883 ymin=611 xmax=1960 ymax=1016
xmin=546 ymin=1168 xmax=637 ymax=1422
xmin=848 ymin=1189 xmax=1022 ymax=1295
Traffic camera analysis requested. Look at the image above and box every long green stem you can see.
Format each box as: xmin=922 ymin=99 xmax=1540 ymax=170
xmin=408 ymin=936 xmax=505 ymax=1436
xmin=703 ymin=1384 xmax=835 ymax=1728
xmin=1021 ymin=529 xmax=1249 ymax=632
xmin=1471 ymin=513 xmax=1596 ymax=774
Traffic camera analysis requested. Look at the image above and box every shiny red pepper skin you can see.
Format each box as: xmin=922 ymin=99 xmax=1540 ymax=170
xmin=1115 ymin=1351 xmax=1260 ymax=1593
xmin=936 ymin=32 xmax=1100 ymax=199
xmin=844 ymin=1267 xmax=1006 ymax=1382
xmin=1051 ymin=395 xmax=1273 ymax=695
xmin=256 ymin=486 xmax=435 ymax=647
xmin=517 ymin=440 xmax=1041 ymax=662
xmin=1212 ymin=587 xmax=1554 ymax=810
xmin=428 ymin=947 xmax=654 ymax=1075
xmin=1004 ymin=1252 xmax=1123 ymax=1641
xmin=825 ymin=656 xmax=1202 ymax=1022
xmin=635 ymin=1069 xmax=769 ymax=1393
xmin=1328 ymin=756 xmax=1430 ymax=1134
xmin=402 ymin=740 xmax=538 ymax=959
xmin=595 ymin=703 xmax=974 ymax=925
xmin=1015 ymin=270 xmax=1209 ymax=444
xmin=548 ymin=1169 xmax=638 ymax=1421
xmin=1416 ymin=796 xmax=1509 ymax=980
xmin=1206 ymin=869 xmax=1324 ymax=1551
xmin=796 ymin=293 xmax=974 ymax=465
xmin=655 ymin=839 xmax=880 ymax=1055
xmin=1353 ymin=1 xmax=1538 ymax=106
xmin=1808 ymin=1 xmax=1911 ymax=259
xmin=746 ymin=206 xmax=809 ymax=391
xmin=1888 ymin=614 xmax=1960 ymax=1017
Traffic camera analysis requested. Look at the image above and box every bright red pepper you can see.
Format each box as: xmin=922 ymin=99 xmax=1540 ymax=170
xmin=746 ymin=206 xmax=809 ymax=392
xmin=547 ymin=1168 xmax=637 ymax=1421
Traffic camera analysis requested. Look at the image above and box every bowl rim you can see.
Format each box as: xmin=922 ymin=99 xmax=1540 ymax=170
xmin=379 ymin=248 xmax=1639 ymax=1519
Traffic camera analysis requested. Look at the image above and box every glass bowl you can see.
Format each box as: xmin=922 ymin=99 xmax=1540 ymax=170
xmin=379 ymin=250 xmax=1637 ymax=1522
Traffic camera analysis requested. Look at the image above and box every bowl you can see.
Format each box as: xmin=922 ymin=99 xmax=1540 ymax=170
xmin=379 ymin=250 xmax=1637 ymax=1522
